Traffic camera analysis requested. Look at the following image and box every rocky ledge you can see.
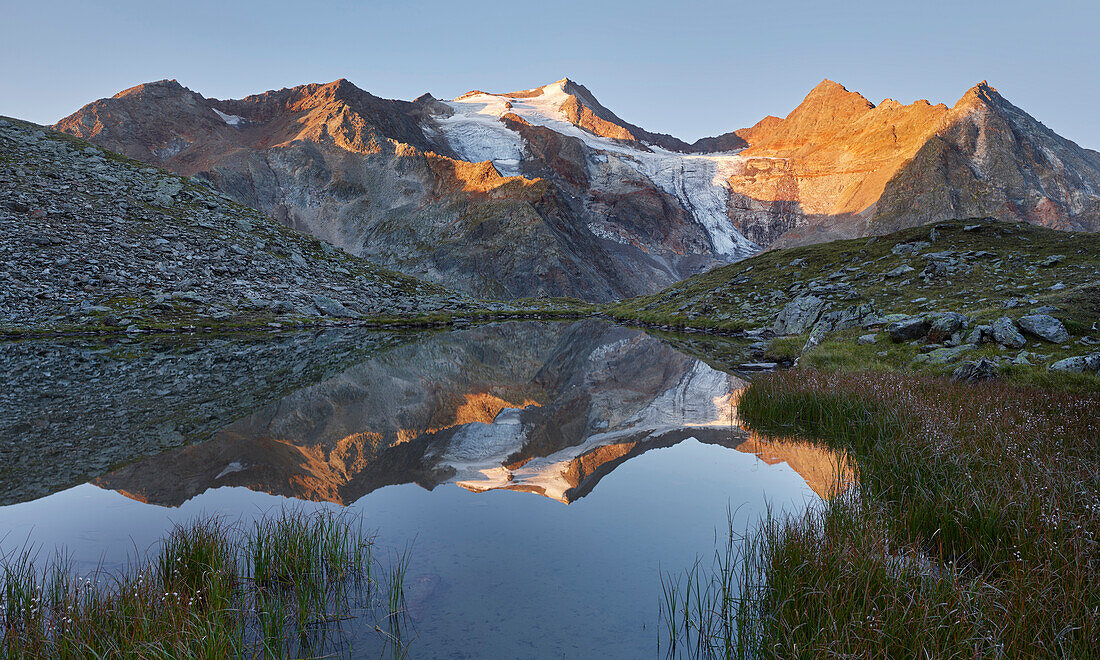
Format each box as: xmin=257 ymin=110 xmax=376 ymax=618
xmin=0 ymin=117 xmax=496 ymax=336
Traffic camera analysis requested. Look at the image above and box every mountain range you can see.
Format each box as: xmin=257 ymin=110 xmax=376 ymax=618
xmin=55 ymin=77 xmax=1100 ymax=301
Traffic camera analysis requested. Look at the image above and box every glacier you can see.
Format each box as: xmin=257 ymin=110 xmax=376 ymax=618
xmin=434 ymin=81 xmax=758 ymax=258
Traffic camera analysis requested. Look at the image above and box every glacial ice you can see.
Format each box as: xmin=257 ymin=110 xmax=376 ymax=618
xmin=436 ymin=81 xmax=758 ymax=257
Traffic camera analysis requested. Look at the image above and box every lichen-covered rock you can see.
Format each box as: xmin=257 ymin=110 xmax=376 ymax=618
xmin=773 ymin=295 xmax=826 ymax=336
xmin=928 ymin=312 xmax=969 ymax=343
xmin=991 ymin=316 xmax=1027 ymax=348
xmin=1017 ymin=314 xmax=1070 ymax=344
xmin=912 ymin=344 xmax=975 ymax=365
xmin=952 ymin=358 xmax=998 ymax=382
xmin=1049 ymin=354 xmax=1100 ymax=373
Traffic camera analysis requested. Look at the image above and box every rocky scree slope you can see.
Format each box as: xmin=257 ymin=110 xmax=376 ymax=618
xmin=56 ymin=79 xmax=733 ymax=301
xmin=0 ymin=117 xmax=484 ymax=335
xmin=608 ymin=218 xmax=1100 ymax=384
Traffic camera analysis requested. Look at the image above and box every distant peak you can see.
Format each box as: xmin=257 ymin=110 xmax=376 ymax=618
xmin=319 ymin=78 xmax=361 ymax=93
xmin=800 ymin=79 xmax=874 ymax=108
xmin=113 ymin=79 xmax=193 ymax=100
xmin=956 ymin=80 xmax=1003 ymax=109
xmin=811 ymin=78 xmax=846 ymax=92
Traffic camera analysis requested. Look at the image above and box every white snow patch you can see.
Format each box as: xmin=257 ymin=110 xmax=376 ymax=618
xmin=215 ymin=461 xmax=247 ymax=480
xmin=211 ymin=107 xmax=246 ymax=126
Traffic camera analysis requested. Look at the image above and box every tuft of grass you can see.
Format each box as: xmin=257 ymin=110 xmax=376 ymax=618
xmin=1 ymin=510 xmax=413 ymax=658
xmin=703 ymin=370 xmax=1100 ymax=658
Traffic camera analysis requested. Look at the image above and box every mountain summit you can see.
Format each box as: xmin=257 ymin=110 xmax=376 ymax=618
xmin=55 ymin=77 xmax=1100 ymax=300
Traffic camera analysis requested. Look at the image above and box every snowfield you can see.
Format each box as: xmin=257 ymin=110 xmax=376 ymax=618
xmin=434 ymin=81 xmax=758 ymax=257
xmin=211 ymin=107 xmax=246 ymax=126
xmin=433 ymin=94 xmax=525 ymax=177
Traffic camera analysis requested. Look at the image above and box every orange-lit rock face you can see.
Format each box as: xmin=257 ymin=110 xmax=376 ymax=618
xmin=735 ymin=432 xmax=855 ymax=500
xmin=731 ymin=80 xmax=951 ymax=218
xmin=559 ymin=95 xmax=637 ymax=143
xmin=730 ymin=79 xmax=1100 ymax=244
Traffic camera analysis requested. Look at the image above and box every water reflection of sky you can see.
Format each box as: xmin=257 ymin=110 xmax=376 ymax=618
xmin=1 ymin=439 xmax=821 ymax=658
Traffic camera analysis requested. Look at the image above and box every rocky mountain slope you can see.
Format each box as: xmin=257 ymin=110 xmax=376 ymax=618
xmin=54 ymin=77 xmax=1100 ymax=301
xmin=56 ymin=79 xmax=741 ymax=301
xmin=728 ymin=80 xmax=1100 ymax=246
xmin=0 ymin=117 xmax=482 ymax=335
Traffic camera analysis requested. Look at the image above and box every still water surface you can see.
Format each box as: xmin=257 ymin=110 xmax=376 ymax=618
xmin=1 ymin=321 xmax=845 ymax=657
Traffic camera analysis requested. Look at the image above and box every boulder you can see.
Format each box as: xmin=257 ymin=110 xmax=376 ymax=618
xmin=912 ymin=344 xmax=975 ymax=365
xmin=928 ymin=312 xmax=968 ymax=343
xmin=803 ymin=303 xmax=879 ymax=351
xmin=1048 ymin=354 xmax=1100 ymax=373
xmin=891 ymin=241 xmax=929 ymax=256
xmin=312 ymin=294 xmax=358 ymax=318
xmin=965 ymin=324 xmax=993 ymax=345
xmin=887 ymin=316 xmax=930 ymax=342
xmin=857 ymin=334 xmax=878 ymax=345
xmin=772 ymin=295 xmax=826 ymax=336
xmin=884 ymin=264 xmax=915 ymax=278
xmin=1017 ymin=314 xmax=1070 ymax=344
xmin=991 ymin=316 xmax=1026 ymax=349
xmin=952 ymin=358 xmax=998 ymax=382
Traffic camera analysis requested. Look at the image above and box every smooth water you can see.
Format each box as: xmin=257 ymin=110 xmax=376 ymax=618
xmin=0 ymin=321 xmax=845 ymax=658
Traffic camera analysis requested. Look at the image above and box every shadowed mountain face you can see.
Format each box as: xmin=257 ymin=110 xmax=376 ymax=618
xmin=93 ymin=321 xmax=850 ymax=507
xmin=56 ymin=78 xmax=1100 ymax=299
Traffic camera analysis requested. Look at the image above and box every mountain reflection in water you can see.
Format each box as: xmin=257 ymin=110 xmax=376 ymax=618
xmin=1 ymin=320 xmax=856 ymax=658
xmin=94 ymin=320 xmax=851 ymax=506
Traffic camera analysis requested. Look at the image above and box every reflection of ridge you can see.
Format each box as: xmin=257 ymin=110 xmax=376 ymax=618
xmin=93 ymin=321 xmax=851 ymax=508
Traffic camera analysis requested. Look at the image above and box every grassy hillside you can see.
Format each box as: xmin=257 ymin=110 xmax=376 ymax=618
xmin=607 ymin=218 xmax=1100 ymax=389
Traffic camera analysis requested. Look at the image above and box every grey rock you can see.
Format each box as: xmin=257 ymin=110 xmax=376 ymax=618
xmin=312 ymin=294 xmax=357 ymax=318
xmin=1017 ymin=314 xmax=1070 ymax=343
xmin=952 ymin=358 xmax=998 ymax=382
xmin=802 ymin=303 xmax=877 ymax=352
xmin=887 ymin=316 xmax=930 ymax=342
xmin=892 ymin=241 xmax=929 ymax=256
xmin=991 ymin=317 xmax=1026 ymax=349
xmin=965 ymin=324 xmax=992 ymax=345
xmin=912 ymin=344 xmax=975 ymax=365
xmin=928 ymin=312 xmax=968 ymax=343
xmin=772 ymin=295 xmax=826 ymax=336
xmin=857 ymin=334 xmax=878 ymax=345
xmin=884 ymin=264 xmax=915 ymax=278
xmin=1049 ymin=354 xmax=1100 ymax=373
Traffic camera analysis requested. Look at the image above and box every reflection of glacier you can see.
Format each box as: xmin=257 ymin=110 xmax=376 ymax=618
xmin=97 ymin=321 xmax=848 ymax=507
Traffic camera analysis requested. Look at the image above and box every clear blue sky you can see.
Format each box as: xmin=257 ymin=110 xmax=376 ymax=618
xmin=2 ymin=0 xmax=1098 ymax=149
